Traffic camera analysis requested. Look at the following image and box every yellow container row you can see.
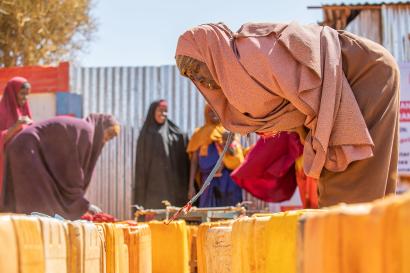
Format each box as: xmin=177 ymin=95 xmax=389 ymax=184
xmin=302 ymin=193 xmax=410 ymax=273
xmin=199 ymin=192 xmax=410 ymax=273
xmin=198 ymin=210 xmax=320 ymax=273
xmin=1 ymin=192 xmax=409 ymax=273
xmin=0 ymin=216 xmax=152 ymax=273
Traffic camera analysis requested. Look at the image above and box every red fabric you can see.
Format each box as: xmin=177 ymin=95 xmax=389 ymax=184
xmin=81 ymin=212 xmax=117 ymax=223
xmin=0 ymin=77 xmax=32 ymax=193
xmin=231 ymin=132 xmax=303 ymax=202
xmin=296 ymin=170 xmax=319 ymax=208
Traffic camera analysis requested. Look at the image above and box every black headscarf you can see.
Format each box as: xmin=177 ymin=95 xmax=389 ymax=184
xmin=133 ymin=100 xmax=189 ymax=209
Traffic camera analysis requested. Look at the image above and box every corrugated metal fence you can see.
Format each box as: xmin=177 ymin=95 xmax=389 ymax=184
xmin=345 ymin=10 xmax=382 ymax=44
xmin=382 ymin=5 xmax=410 ymax=62
xmin=345 ymin=5 xmax=410 ymax=62
xmin=71 ymin=65 xmax=268 ymax=219
xmin=71 ymin=65 xmax=206 ymax=129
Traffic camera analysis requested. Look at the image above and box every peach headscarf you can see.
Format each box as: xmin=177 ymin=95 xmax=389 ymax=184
xmin=176 ymin=22 xmax=374 ymax=179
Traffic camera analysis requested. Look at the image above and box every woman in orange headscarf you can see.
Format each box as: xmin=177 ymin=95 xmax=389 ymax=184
xmin=0 ymin=77 xmax=32 ymax=193
xmin=176 ymin=22 xmax=399 ymax=207
xmin=187 ymin=104 xmax=244 ymax=207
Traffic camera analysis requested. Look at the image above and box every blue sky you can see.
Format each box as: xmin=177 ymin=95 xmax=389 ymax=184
xmin=79 ymin=0 xmax=396 ymax=66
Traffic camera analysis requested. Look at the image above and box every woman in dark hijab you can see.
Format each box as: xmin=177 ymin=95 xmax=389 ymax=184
xmin=0 ymin=114 xmax=120 ymax=220
xmin=133 ymin=100 xmax=189 ymax=209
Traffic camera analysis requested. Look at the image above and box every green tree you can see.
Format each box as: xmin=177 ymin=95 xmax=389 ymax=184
xmin=0 ymin=0 xmax=97 ymax=67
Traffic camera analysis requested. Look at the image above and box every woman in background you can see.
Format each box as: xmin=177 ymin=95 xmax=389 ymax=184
xmin=0 ymin=114 xmax=119 ymax=220
xmin=134 ymin=100 xmax=189 ymax=209
xmin=0 ymin=77 xmax=32 ymax=194
xmin=187 ymin=104 xmax=244 ymax=207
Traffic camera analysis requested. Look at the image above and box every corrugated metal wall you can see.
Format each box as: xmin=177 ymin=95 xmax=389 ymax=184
xmin=345 ymin=10 xmax=382 ymax=44
xmin=70 ymin=65 xmax=269 ymax=219
xmin=343 ymin=5 xmax=410 ymax=62
xmin=382 ymin=5 xmax=410 ymax=62
xmin=71 ymin=65 xmax=206 ymax=130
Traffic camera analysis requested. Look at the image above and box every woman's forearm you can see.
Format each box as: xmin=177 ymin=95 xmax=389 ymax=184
xmin=189 ymin=152 xmax=198 ymax=187
xmin=3 ymin=126 xmax=19 ymax=144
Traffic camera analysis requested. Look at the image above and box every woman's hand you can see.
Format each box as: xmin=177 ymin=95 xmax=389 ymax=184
xmin=4 ymin=117 xmax=32 ymax=144
xmin=10 ymin=119 xmax=28 ymax=132
xmin=188 ymin=152 xmax=199 ymax=200
xmin=12 ymin=116 xmax=32 ymax=130
xmin=188 ymin=184 xmax=196 ymax=200
xmin=19 ymin=116 xmax=32 ymax=124
xmin=88 ymin=204 xmax=102 ymax=215
xmin=222 ymin=132 xmax=235 ymax=155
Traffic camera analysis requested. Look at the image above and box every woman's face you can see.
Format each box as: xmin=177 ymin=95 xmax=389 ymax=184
xmin=155 ymin=104 xmax=168 ymax=125
xmin=17 ymin=84 xmax=31 ymax=107
xmin=187 ymin=62 xmax=221 ymax=90
xmin=103 ymin=125 xmax=120 ymax=143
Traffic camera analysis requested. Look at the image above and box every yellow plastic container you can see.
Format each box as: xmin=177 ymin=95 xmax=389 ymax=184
xmin=253 ymin=216 xmax=272 ymax=273
xmin=96 ymin=224 xmax=107 ymax=273
xmin=301 ymin=194 xmax=410 ymax=273
xmin=205 ymin=226 xmax=233 ymax=273
xmin=232 ymin=217 xmax=254 ymax=273
xmin=148 ymin=220 xmax=189 ymax=273
xmin=396 ymin=194 xmax=410 ymax=273
xmin=341 ymin=204 xmax=382 ymax=273
xmin=39 ymin=217 xmax=68 ymax=273
xmin=371 ymin=193 xmax=410 ymax=273
xmin=397 ymin=193 xmax=410 ymax=273
xmin=197 ymin=221 xmax=232 ymax=273
xmin=302 ymin=209 xmax=341 ymax=273
xmin=83 ymin=222 xmax=105 ymax=273
xmin=97 ymin=223 xmax=129 ymax=273
xmin=302 ymin=204 xmax=384 ymax=273
xmin=11 ymin=215 xmax=45 ymax=273
xmin=0 ymin=215 xmax=19 ymax=273
xmin=265 ymin=210 xmax=317 ymax=273
xmin=231 ymin=215 xmax=272 ymax=273
xmin=187 ymin=225 xmax=198 ymax=273
xmin=67 ymin=221 xmax=85 ymax=273
xmin=121 ymin=223 xmax=152 ymax=273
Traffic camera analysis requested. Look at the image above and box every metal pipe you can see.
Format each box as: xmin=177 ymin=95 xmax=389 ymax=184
xmin=308 ymin=5 xmax=395 ymax=10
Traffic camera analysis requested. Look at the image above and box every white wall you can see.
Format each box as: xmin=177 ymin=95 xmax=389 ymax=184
xmin=27 ymin=93 xmax=56 ymax=122
xmin=0 ymin=93 xmax=56 ymax=122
